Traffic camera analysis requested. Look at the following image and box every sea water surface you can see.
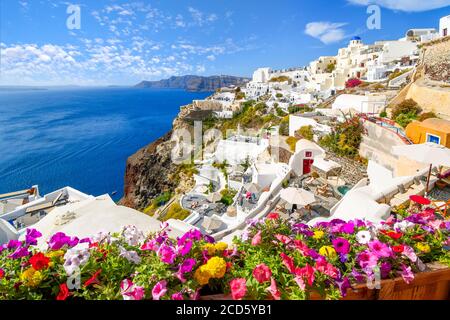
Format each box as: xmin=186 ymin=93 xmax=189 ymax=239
xmin=0 ymin=87 xmax=211 ymax=201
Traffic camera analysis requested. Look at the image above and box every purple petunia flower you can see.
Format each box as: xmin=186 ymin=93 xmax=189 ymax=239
xmin=335 ymin=277 xmax=351 ymax=297
xmin=368 ymin=240 xmax=392 ymax=258
xmin=340 ymin=222 xmax=355 ymax=234
xmin=158 ymin=244 xmax=176 ymax=264
xmin=380 ymin=261 xmax=392 ymax=279
xmin=8 ymin=247 xmax=30 ymax=259
xmin=25 ymin=228 xmax=42 ymax=246
xmin=48 ymin=232 xmax=79 ymax=250
xmin=332 ymin=237 xmax=351 ymax=254
xmin=179 ymin=258 xmax=196 ymax=274
xmin=7 ymin=240 xmax=22 ymax=250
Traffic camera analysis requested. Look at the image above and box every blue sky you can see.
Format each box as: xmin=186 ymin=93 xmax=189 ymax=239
xmin=1 ymin=0 xmax=449 ymax=86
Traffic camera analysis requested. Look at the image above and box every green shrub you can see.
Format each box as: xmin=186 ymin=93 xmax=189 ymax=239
xmin=391 ymin=99 xmax=421 ymax=120
xmin=276 ymin=107 xmax=287 ymax=117
xmin=160 ymin=203 xmax=191 ymax=222
xmin=286 ymin=136 xmax=299 ymax=152
xmin=319 ymin=116 xmax=365 ymax=159
xmin=220 ymin=188 xmax=237 ymax=206
xmin=395 ymin=111 xmax=418 ymax=128
xmin=379 ymin=111 xmax=387 ymax=118
xmin=296 ymin=126 xmax=314 ymax=141
xmin=276 ymin=93 xmax=283 ymax=99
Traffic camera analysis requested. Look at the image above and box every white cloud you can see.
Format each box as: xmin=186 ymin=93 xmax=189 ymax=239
xmin=206 ymin=55 xmax=216 ymax=61
xmin=305 ymin=22 xmax=348 ymax=44
xmin=347 ymin=0 xmax=450 ymax=12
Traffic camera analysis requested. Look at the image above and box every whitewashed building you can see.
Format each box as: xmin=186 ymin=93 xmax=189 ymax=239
xmin=440 ymin=15 xmax=450 ymax=37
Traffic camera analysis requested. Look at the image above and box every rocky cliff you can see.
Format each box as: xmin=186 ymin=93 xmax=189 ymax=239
xmin=121 ymin=104 xmax=198 ymax=210
xmin=135 ymin=75 xmax=249 ymax=92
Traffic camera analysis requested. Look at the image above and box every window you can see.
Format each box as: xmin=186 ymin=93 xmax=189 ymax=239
xmin=426 ymin=133 xmax=441 ymax=145
xmin=444 ymin=28 xmax=448 ymax=37
xmin=305 ymin=151 xmax=312 ymax=158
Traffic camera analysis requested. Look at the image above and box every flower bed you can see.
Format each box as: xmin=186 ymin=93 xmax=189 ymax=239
xmin=1 ymin=209 xmax=450 ymax=300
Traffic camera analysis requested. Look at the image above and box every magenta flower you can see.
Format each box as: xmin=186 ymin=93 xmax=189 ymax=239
xmin=335 ymin=277 xmax=351 ymax=297
xmin=357 ymin=250 xmax=378 ymax=270
xmin=25 ymin=228 xmax=42 ymax=246
xmin=48 ymin=232 xmax=78 ymax=250
xmin=332 ymin=237 xmax=350 ymax=254
xmin=179 ymin=258 xmax=196 ymax=274
xmin=158 ymin=244 xmax=176 ymax=264
xmin=368 ymin=240 xmax=392 ymax=258
xmin=400 ymin=264 xmax=414 ymax=284
xmin=141 ymin=239 xmax=159 ymax=251
xmin=8 ymin=247 xmax=30 ymax=259
xmin=177 ymin=240 xmax=193 ymax=256
xmin=7 ymin=240 xmax=22 ymax=250
xmin=380 ymin=261 xmax=392 ymax=279
xmin=340 ymin=222 xmax=355 ymax=234
xmin=152 ymin=280 xmax=168 ymax=300
xmin=120 ymin=279 xmax=145 ymax=300
xmin=171 ymin=292 xmax=184 ymax=300
xmin=295 ymin=263 xmax=315 ymax=286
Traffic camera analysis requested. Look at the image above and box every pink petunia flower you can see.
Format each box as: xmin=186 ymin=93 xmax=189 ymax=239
xmin=368 ymin=240 xmax=392 ymax=258
xmin=280 ymin=253 xmax=296 ymax=274
xmin=252 ymin=264 xmax=272 ymax=283
xmin=402 ymin=245 xmax=418 ymax=263
xmin=400 ymin=264 xmax=415 ymax=284
xmin=158 ymin=245 xmax=176 ymax=264
xmin=152 ymin=280 xmax=168 ymax=300
xmin=120 ymin=279 xmax=145 ymax=300
xmin=251 ymin=231 xmax=262 ymax=246
xmin=275 ymin=234 xmax=292 ymax=245
xmin=266 ymin=278 xmax=281 ymax=300
xmin=230 ymin=278 xmax=247 ymax=300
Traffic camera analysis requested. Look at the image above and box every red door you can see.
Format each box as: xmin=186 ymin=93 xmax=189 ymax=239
xmin=303 ymin=159 xmax=314 ymax=175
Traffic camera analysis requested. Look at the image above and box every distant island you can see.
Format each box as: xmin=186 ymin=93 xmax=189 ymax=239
xmin=134 ymin=75 xmax=250 ymax=92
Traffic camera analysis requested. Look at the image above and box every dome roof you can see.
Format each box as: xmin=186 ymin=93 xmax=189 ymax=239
xmin=351 ymin=36 xmax=361 ymax=41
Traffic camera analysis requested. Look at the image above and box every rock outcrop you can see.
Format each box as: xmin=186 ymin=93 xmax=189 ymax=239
xmin=121 ymin=131 xmax=177 ymax=210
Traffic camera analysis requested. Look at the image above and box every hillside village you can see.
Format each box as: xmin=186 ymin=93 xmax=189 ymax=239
xmin=1 ymin=15 xmax=450 ymax=246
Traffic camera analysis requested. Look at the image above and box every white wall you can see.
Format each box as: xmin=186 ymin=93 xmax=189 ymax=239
xmin=332 ymin=94 xmax=386 ymax=114
xmin=289 ymin=115 xmax=318 ymax=137
xmin=440 ymin=15 xmax=450 ymax=37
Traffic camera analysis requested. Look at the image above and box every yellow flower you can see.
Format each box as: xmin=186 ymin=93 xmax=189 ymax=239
xmin=214 ymin=242 xmax=228 ymax=252
xmin=203 ymin=257 xmax=227 ymax=279
xmin=416 ymin=243 xmax=431 ymax=253
xmin=313 ymin=230 xmax=325 ymax=240
xmin=46 ymin=250 xmax=65 ymax=259
xmin=202 ymin=243 xmax=216 ymax=256
xmin=319 ymin=246 xmax=337 ymax=259
xmin=20 ymin=267 xmax=43 ymax=287
xmin=194 ymin=266 xmax=211 ymax=286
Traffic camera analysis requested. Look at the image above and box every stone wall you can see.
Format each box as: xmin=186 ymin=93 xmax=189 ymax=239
xmin=405 ymin=79 xmax=450 ymax=120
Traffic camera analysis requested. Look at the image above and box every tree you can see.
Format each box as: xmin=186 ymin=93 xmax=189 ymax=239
xmin=391 ymin=99 xmax=421 ymax=120
xmin=240 ymin=156 xmax=252 ymax=172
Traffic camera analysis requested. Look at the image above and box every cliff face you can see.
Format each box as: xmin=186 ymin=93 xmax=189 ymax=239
xmin=135 ymin=75 xmax=249 ymax=92
xmin=121 ymin=131 xmax=178 ymax=209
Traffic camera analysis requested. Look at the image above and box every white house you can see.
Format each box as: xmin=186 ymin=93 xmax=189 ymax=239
xmin=289 ymin=139 xmax=325 ymax=176
xmin=289 ymin=115 xmax=331 ymax=137
xmin=440 ymin=15 xmax=450 ymax=37
xmin=214 ymin=135 xmax=270 ymax=166
xmin=252 ymin=68 xmax=271 ymax=83
xmin=332 ymin=93 xmax=386 ymax=114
